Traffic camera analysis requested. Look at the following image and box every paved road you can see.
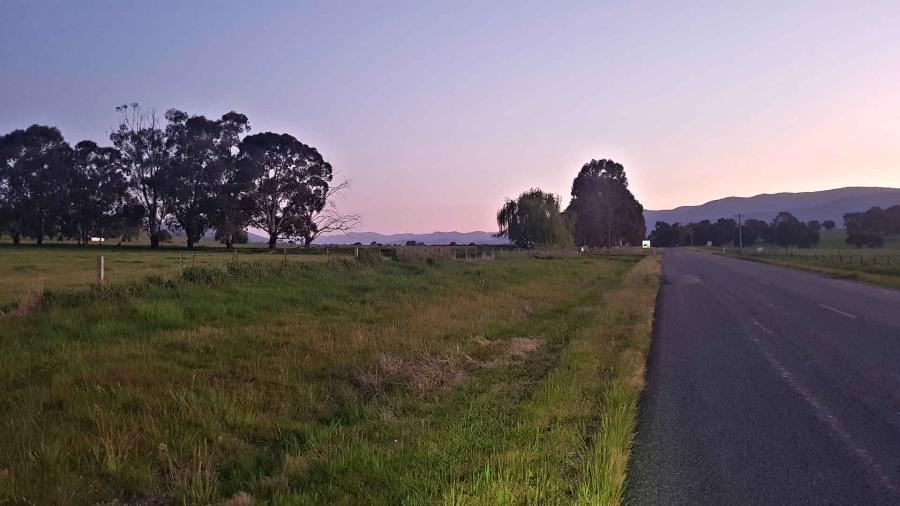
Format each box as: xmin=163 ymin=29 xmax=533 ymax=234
xmin=626 ymin=250 xmax=900 ymax=505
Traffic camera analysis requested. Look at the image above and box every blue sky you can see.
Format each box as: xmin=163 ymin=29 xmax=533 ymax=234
xmin=2 ymin=0 xmax=900 ymax=232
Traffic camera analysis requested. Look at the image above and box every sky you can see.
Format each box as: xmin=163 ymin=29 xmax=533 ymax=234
xmin=2 ymin=0 xmax=900 ymax=233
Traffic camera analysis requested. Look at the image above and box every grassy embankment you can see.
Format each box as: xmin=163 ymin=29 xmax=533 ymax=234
xmin=715 ymin=229 xmax=900 ymax=289
xmin=0 ymin=247 xmax=659 ymax=505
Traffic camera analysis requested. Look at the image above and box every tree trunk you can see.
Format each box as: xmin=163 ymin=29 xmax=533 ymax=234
xmin=268 ymin=235 xmax=277 ymax=250
xmin=150 ymin=234 xmax=160 ymax=249
xmin=186 ymin=236 xmax=195 ymax=250
xmin=36 ymin=235 xmax=43 ymax=247
xmin=12 ymin=233 xmax=20 ymax=245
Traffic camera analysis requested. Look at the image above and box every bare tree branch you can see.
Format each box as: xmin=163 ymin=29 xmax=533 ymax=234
xmin=305 ymin=178 xmax=361 ymax=245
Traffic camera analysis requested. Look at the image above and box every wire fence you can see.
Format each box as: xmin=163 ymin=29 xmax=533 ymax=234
xmin=719 ymin=246 xmax=900 ymax=273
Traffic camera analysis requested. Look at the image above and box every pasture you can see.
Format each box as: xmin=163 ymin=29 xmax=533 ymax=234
xmin=0 ymin=246 xmax=658 ymax=505
xmin=0 ymin=245 xmax=335 ymax=310
xmin=718 ymin=229 xmax=900 ymax=289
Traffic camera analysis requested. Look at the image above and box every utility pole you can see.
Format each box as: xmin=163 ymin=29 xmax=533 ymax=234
xmin=734 ymin=213 xmax=743 ymax=250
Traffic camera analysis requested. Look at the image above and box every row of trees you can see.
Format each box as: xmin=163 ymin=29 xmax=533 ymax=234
xmin=844 ymin=205 xmax=900 ymax=248
xmin=496 ymin=159 xmax=646 ymax=248
xmin=649 ymin=212 xmax=825 ymax=248
xmin=0 ymin=104 xmax=358 ymax=249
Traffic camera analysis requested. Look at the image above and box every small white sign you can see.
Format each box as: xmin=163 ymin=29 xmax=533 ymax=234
xmin=642 ymin=240 xmax=651 ymax=249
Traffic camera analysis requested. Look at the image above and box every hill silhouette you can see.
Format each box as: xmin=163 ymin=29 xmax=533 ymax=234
xmin=644 ymin=187 xmax=900 ymax=228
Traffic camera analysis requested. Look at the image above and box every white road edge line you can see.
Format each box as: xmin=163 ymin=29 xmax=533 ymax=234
xmin=747 ymin=318 xmax=897 ymax=493
xmin=817 ymin=303 xmax=858 ymax=320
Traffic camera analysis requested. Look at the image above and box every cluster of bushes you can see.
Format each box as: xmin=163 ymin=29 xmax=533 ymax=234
xmin=0 ymin=104 xmax=356 ymax=250
xmin=650 ymin=212 xmax=825 ymax=248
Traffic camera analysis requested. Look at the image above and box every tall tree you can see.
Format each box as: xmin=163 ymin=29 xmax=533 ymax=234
xmin=768 ymin=212 xmax=820 ymax=248
xmin=64 ymin=140 xmax=133 ymax=245
xmin=163 ymin=109 xmax=250 ymax=249
xmin=742 ymin=218 xmax=769 ymax=246
xmin=111 ymin=103 xmax=168 ymax=248
xmin=0 ymin=125 xmax=71 ymax=245
xmin=497 ymin=188 xmax=572 ymax=248
xmin=566 ymin=159 xmax=645 ymax=248
xmin=239 ymin=132 xmax=333 ymax=249
xmin=210 ymin=112 xmax=256 ymax=250
xmin=0 ymin=129 xmax=27 ymax=244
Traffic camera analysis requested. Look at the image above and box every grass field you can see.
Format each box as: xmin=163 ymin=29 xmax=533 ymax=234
xmin=0 ymin=245 xmax=337 ymax=310
xmin=713 ymin=229 xmax=900 ymax=289
xmin=0 ymin=247 xmax=659 ymax=505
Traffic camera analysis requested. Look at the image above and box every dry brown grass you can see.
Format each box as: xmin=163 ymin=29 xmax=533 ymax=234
xmin=474 ymin=335 xmax=543 ymax=358
xmin=5 ymin=284 xmax=43 ymax=317
xmin=219 ymin=491 xmax=255 ymax=506
xmin=354 ymin=354 xmax=465 ymax=397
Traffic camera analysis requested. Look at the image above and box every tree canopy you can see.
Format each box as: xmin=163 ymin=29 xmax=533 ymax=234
xmin=844 ymin=206 xmax=900 ymax=248
xmin=496 ymin=189 xmax=572 ymax=249
xmin=0 ymin=105 xmax=356 ymax=248
xmin=649 ymin=212 xmax=821 ymax=248
xmin=566 ymin=159 xmax=645 ymax=248
xmin=239 ymin=132 xmax=333 ymax=249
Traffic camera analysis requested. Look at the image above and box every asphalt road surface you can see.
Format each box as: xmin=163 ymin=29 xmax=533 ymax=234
xmin=626 ymin=250 xmax=900 ymax=505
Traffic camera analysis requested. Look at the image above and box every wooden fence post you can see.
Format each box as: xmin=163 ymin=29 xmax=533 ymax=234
xmin=97 ymin=256 xmax=105 ymax=284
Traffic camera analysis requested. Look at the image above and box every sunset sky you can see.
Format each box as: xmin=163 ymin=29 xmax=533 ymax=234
xmin=2 ymin=1 xmax=899 ymax=233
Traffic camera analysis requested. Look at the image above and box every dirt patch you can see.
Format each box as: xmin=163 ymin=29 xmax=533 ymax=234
xmin=354 ymin=354 xmax=465 ymax=398
xmin=474 ymin=336 xmax=542 ymax=358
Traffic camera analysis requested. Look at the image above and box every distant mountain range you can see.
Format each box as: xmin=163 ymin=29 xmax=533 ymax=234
xmin=312 ymin=231 xmax=509 ymax=246
xmin=644 ymin=187 xmax=900 ymax=229
xmin=237 ymin=187 xmax=900 ymax=245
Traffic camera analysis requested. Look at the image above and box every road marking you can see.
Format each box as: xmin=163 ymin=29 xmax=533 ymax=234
xmin=817 ymin=303 xmax=858 ymax=320
xmin=746 ymin=319 xmax=897 ymax=494
xmin=750 ymin=317 xmax=774 ymax=335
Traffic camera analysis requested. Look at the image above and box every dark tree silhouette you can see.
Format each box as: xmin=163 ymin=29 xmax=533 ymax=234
xmin=822 ymin=220 xmax=836 ymax=230
xmin=742 ymin=219 xmax=769 ymax=246
xmin=110 ymin=104 xmax=168 ymax=248
xmin=844 ymin=206 xmax=900 ymax=248
xmin=0 ymin=128 xmax=27 ymax=244
xmin=496 ymin=188 xmax=572 ymax=248
xmin=566 ymin=159 xmax=645 ymax=248
xmin=767 ymin=212 xmax=819 ymax=248
xmin=239 ymin=132 xmax=333 ymax=249
xmin=65 ymin=140 xmax=136 ymax=245
xmin=0 ymin=125 xmax=72 ymax=245
xmin=163 ymin=109 xmax=250 ymax=249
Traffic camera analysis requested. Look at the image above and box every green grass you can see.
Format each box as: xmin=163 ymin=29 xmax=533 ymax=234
xmin=0 ymin=249 xmax=659 ymax=505
xmin=714 ymin=232 xmax=900 ymax=289
xmin=0 ymin=244 xmax=338 ymax=309
xmin=816 ymin=228 xmax=900 ymax=249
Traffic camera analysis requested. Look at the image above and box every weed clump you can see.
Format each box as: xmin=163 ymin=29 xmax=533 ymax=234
xmin=181 ymin=266 xmax=229 ymax=285
xmin=3 ymin=285 xmax=44 ymax=317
